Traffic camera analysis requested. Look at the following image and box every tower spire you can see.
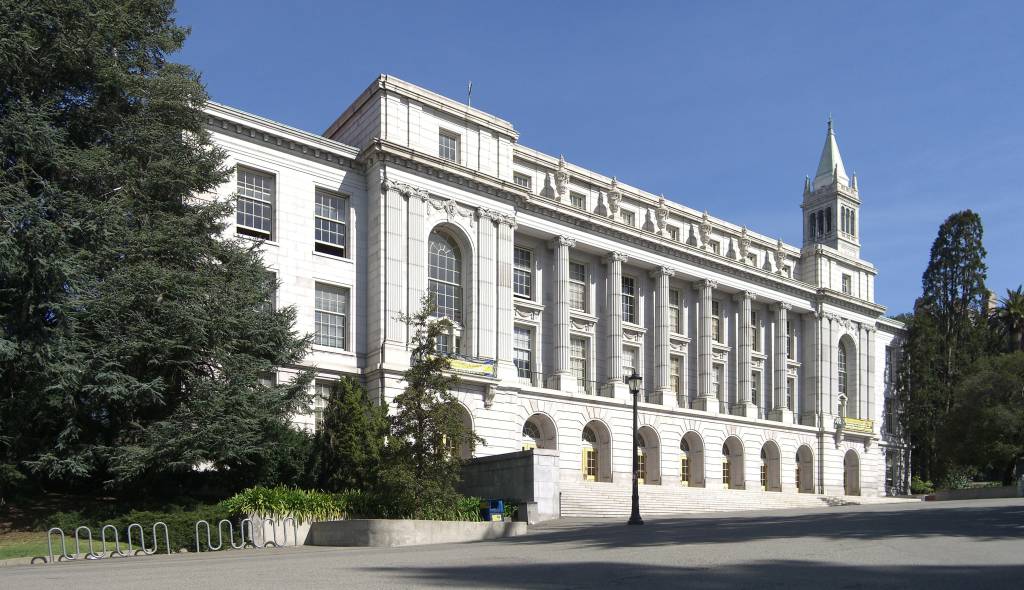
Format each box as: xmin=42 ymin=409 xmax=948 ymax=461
xmin=813 ymin=116 xmax=848 ymax=190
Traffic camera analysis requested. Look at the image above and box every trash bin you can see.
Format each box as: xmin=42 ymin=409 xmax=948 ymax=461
xmin=479 ymin=499 xmax=504 ymax=521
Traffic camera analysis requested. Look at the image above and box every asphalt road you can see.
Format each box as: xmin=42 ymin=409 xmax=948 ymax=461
xmin=4 ymin=498 xmax=1024 ymax=589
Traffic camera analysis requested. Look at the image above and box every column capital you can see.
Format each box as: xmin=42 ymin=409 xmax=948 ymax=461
xmin=605 ymin=251 xmax=629 ymax=264
xmin=480 ymin=208 xmax=517 ymax=229
xmin=648 ymin=266 xmax=675 ymax=279
xmin=732 ymin=290 xmax=757 ymax=302
xmin=549 ymin=235 xmax=577 ymax=249
xmin=382 ymin=178 xmax=429 ymax=201
xmin=773 ymin=301 xmax=792 ymax=312
xmin=693 ymin=278 xmax=717 ymax=291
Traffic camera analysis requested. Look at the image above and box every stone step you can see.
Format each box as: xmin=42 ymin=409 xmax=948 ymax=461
xmin=557 ymin=481 xmax=917 ymax=517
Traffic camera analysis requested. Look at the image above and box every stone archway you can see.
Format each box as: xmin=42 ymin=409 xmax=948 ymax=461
xmin=760 ymin=440 xmax=781 ymax=492
xmin=721 ymin=436 xmax=745 ymax=490
xmin=581 ymin=420 xmax=612 ymax=482
xmin=637 ymin=426 xmax=661 ymax=485
xmin=844 ymin=449 xmax=861 ymax=496
xmin=522 ymin=413 xmax=558 ymax=450
xmin=680 ymin=431 xmax=705 ymax=487
xmin=796 ymin=445 xmax=814 ymax=493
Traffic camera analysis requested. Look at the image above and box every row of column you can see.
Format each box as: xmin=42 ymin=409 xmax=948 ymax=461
xmin=542 ymin=239 xmax=798 ymax=423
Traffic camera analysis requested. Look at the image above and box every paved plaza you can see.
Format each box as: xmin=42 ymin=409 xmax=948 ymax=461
xmin=4 ymin=499 xmax=1023 ymax=589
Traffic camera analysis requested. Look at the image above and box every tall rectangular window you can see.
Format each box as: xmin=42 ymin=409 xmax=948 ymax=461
xmin=314 ymin=190 xmax=347 ymax=257
xmin=438 ymin=130 xmax=460 ymax=162
xmin=620 ymin=209 xmax=635 ymax=227
xmin=670 ymin=356 xmax=682 ymax=394
xmin=513 ymin=172 xmax=532 ymax=190
xmin=513 ymin=326 xmax=532 ymax=382
xmin=751 ymin=310 xmax=761 ymax=352
xmin=571 ymin=336 xmax=589 ymax=393
xmin=885 ymin=346 xmax=894 ymax=385
xmin=622 ymin=276 xmax=637 ymax=324
xmin=314 ymin=283 xmax=349 ymax=349
xmin=513 ymin=247 xmax=533 ymax=299
xmin=236 ymin=167 xmax=275 ymax=239
xmin=751 ymin=370 xmax=761 ymax=406
xmin=711 ymin=300 xmax=722 ymax=343
xmin=842 ymin=273 xmax=852 ymax=295
xmin=787 ymin=377 xmax=795 ymax=410
xmin=669 ymin=289 xmax=681 ymax=334
xmin=623 ymin=347 xmax=638 ymax=381
xmin=667 ymin=225 xmax=680 ymax=241
xmin=313 ymin=381 xmax=333 ymax=430
xmin=713 ymin=363 xmax=723 ymax=396
xmin=569 ymin=261 xmax=587 ymax=311
xmin=570 ymin=191 xmax=586 ymax=210
xmin=786 ymin=320 xmax=794 ymax=360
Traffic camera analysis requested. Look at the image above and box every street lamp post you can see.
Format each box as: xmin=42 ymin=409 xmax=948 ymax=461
xmin=626 ymin=370 xmax=644 ymax=525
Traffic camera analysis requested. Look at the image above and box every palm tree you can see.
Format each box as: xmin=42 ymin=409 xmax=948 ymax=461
xmin=991 ymin=286 xmax=1024 ymax=352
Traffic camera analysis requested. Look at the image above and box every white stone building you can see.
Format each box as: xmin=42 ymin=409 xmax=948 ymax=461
xmin=202 ymin=75 xmax=908 ymax=506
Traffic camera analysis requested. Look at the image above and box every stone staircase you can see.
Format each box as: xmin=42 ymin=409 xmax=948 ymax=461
xmin=559 ymin=480 xmax=919 ymax=518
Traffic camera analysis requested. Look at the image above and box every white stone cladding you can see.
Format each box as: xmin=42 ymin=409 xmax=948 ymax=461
xmin=202 ymin=74 xmax=908 ymax=498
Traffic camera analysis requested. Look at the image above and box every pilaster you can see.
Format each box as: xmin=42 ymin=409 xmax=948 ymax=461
xmin=692 ymin=279 xmax=718 ymax=413
xmin=547 ymin=235 xmax=577 ymax=393
xmin=476 ymin=210 xmax=498 ymax=360
xmin=732 ymin=291 xmax=758 ymax=418
xmin=496 ymin=215 xmax=517 ymax=380
xmin=769 ymin=301 xmax=794 ymax=423
xmin=650 ymin=266 xmax=675 ymax=408
xmin=602 ymin=252 xmax=629 ymax=399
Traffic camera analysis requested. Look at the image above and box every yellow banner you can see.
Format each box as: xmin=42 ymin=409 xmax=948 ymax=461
xmin=845 ymin=417 xmax=874 ymax=434
xmin=448 ymin=357 xmax=497 ymax=378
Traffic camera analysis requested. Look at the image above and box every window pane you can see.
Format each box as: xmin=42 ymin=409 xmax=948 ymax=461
xmin=513 ymin=247 xmax=532 ymax=298
xmin=622 ymin=277 xmax=636 ymax=324
xmin=570 ymin=192 xmax=586 ymax=209
xmin=236 ymin=168 xmax=274 ymax=236
xmin=514 ymin=327 xmax=532 ymax=380
xmin=439 ymin=132 xmax=459 ymax=162
xmin=314 ymin=283 xmax=348 ymax=349
xmin=429 ymin=232 xmax=463 ymax=322
xmin=571 ymin=337 xmax=588 ymax=392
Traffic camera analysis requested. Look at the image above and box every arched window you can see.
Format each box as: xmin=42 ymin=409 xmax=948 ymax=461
xmin=722 ymin=442 xmax=731 ymax=489
xmin=760 ymin=448 xmax=768 ymax=490
xmin=637 ymin=434 xmax=647 ymax=484
xmin=680 ymin=438 xmax=690 ymax=486
xmin=582 ymin=426 xmax=598 ymax=481
xmin=825 ymin=207 xmax=832 ymax=233
xmin=795 ymin=452 xmax=802 ymax=491
xmin=849 ymin=210 xmax=856 ymax=237
xmin=428 ymin=230 xmax=463 ymax=353
xmin=428 ymin=231 xmax=463 ymax=322
xmin=838 ymin=342 xmax=848 ymax=398
xmin=522 ymin=421 xmax=541 ymax=451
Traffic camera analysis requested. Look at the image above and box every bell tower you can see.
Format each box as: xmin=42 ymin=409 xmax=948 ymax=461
xmin=801 ymin=117 xmax=861 ymax=260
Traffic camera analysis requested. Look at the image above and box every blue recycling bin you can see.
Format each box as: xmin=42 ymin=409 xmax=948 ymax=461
xmin=479 ymin=499 xmax=504 ymax=521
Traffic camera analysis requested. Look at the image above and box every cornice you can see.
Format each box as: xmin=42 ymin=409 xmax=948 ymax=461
xmin=204 ymin=102 xmax=360 ymax=169
xmin=816 ymin=288 xmax=887 ymax=317
xmin=365 ymin=141 xmax=832 ymax=302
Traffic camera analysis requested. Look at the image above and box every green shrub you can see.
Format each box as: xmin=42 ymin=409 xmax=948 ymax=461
xmin=910 ymin=476 xmax=934 ymax=494
xmin=222 ymin=486 xmax=346 ymax=524
xmin=939 ymin=465 xmax=977 ymax=490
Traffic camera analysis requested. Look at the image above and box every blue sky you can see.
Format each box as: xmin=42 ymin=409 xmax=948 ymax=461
xmin=173 ymin=1 xmax=1023 ymax=315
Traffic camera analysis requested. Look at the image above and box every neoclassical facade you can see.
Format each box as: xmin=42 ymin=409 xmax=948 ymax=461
xmin=202 ymin=75 xmax=908 ymax=500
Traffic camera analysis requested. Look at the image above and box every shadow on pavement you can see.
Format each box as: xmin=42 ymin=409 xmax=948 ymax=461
xmin=371 ymin=560 xmax=1024 ymax=589
xmin=497 ymin=502 xmax=1024 ymax=550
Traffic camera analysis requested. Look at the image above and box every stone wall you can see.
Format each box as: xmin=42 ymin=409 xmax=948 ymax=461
xmin=459 ymin=448 xmax=560 ymax=522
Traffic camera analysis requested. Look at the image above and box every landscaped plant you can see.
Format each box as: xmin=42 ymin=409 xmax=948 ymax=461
xmin=222 ymin=486 xmax=346 ymax=524
xmin=910 ymin=476 xmax=934 ymax=495
xmin=308 ymin=377 xmax=389 ymax=493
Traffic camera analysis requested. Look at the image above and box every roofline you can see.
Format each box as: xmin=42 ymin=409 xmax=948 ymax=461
xmin=205 ymin=101 xmax=360 ymax=160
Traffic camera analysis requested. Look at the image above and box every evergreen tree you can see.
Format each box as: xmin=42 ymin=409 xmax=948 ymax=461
xmin=382 ymin=297 xmax=482 ymax=517
xmin=0 ymin=1 xmax=311 ymax=493
xmin=897 ymin=305 xmax=945 ymax=481
xmin=310 ymin=376 xmax=388 ymax=492
xmin=991 ymin=286 xmax=1024 ymax=352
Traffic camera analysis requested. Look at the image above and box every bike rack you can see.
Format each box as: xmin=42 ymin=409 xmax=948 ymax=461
xmin=151 ymin=522 xmax=171 ymax=555
xmin=101 ymin=524 xmax=128 ymax=558
xmin=195 ymin=520 xmax=221 ymax=552
xmin=47 ymin=527 xmax=73 ymax=563
xmin=281 ymin=517 xmax=298 ymax=547
xmin=74 ymin=526 xmax=102 ymax=560
xmin=261 ymin=518 xmax=278 ymax=548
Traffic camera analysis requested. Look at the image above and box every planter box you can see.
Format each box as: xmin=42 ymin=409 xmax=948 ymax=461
xmin=306 ymin=519 xmax=527 ymax=547
xmin=245 ymin=515 xmax=312 ymax=547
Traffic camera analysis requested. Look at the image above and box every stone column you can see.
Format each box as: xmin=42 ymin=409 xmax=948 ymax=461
xmin=496 ymin=215 xmax=518 ymax=380
xmin=866 ymin=327 xmax=875 ymax=432
xmin=650 ymin=266 xmax=675 ymax=407
xmin=546 ymin=236 xmax=577 ymax=393
xmin=769 ymin=302 xmax=794 ymax=423
xmin=476 ymin=210 xmax=498 ymax=360
xmin=692 ymin=279 xmax=718 ymax=413
xmin=602 ymin=252 xmax=629 ymax=399
xmin=732 ymin=291 xmax=758 ymax=418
